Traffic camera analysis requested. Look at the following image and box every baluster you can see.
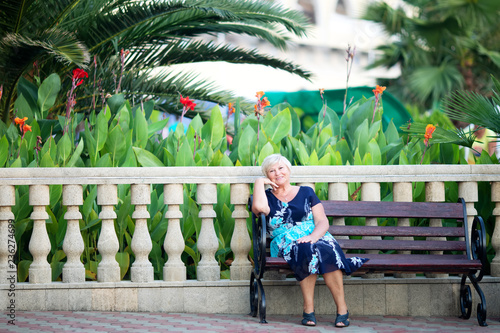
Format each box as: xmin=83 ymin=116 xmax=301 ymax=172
xmin=458 ymin=182 xmax=479 ymax=246
xmin=131 ymin=184 xmax=153 ymax=282
xmin=329 ymin=183 xmax=348 ymax=239
xmin=28 ymin=185 xmax=51 ymax=283
xmin=230 ymin=183 xmax=252 ymax=280
xmin=164 ymin=184 xmax=186 ymax=281
xmin=196 ymin=183 xmax=219 ymax=281
xmin=361 ymin=182 xmax=383 ymax=278
xmin=62 ymin=185 xmax=85 ymax=283
xmin=97 ymin=184 xmax=120 ymax=282
xmin=491 ymin=182 xmax=500 ymax=276
xmin=425 ymin=181 xmax=447 ymax=278
xmin=393 ymin=182 xmax=415 ymax=278
xmin=0 ymin=185 xmax=16 ymax=283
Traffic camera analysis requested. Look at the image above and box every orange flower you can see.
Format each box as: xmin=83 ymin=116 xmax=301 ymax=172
xmin=22 ymin=124 xmax=32 ymax=133
xmin=424 ymin=124 xmax=436 ymax=146
xmin=256 ymin=91 xmax=265 ymax=99
xmin=372 ymin=85 xmax=386 ymax=97
xmin=261 ymin=97 xmax=270 ymax=107
xmin=228 ymin=102 xmax=235 ymax=115
xmin=14 ymin=117 xmax=28 ymax=126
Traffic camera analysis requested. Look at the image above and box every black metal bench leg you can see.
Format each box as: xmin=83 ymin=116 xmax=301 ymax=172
xmin=468 ymin=273 xmax=487 ymax=327
xmin=459 ymin=275 xmax=472 ymax=320
xmin=257 ymin=278 xmax=267 ymax=323
xmin=249 ymin=271 xmax=258 ymax=317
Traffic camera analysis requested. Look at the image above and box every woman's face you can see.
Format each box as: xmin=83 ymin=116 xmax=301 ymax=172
xmin=267 ymin=162 xmax=290 ymax=187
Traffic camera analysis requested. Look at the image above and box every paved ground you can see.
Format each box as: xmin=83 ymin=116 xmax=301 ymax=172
xmin=1 ymin=311 xmax=499 ymax=333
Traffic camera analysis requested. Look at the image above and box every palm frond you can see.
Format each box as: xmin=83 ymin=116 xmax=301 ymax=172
xmin=125 ymin=39 xmax=311 ymax=79
xmin=401 ymin=122 xmax=477 ymax=148
xmin=442 ymin=90 xmax=500 ymax=133
xmin=407 ymin=63 xmax=463 ymax=104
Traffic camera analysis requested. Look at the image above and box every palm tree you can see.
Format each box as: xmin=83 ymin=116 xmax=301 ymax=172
xmin=363 ymin=0 xmax=500 ymax=109
xmin=0 ymin=0 xmax=311 ymax=122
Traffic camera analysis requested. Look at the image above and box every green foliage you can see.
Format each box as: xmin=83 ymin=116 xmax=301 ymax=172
xmin=3 ymin=74 xmax=496 ymax=280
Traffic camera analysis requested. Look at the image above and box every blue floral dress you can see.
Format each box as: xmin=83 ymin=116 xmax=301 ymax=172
xmin=265 ymin=186 xmax=368 ymax=281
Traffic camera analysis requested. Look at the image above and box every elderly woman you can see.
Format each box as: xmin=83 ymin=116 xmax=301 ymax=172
xmin=252 ymin=154 xmax=368 ymax=327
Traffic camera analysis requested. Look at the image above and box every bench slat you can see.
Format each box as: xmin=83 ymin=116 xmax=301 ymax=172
xmin=337 ymin=239 xmax=466 ymax=251
xmin=322 ymin=200 xmax=464 ymax=219
xmin=328 ymin=225 xmax=465 ymax=237
xmin=266 ymin=254 xmax=480 ymax=274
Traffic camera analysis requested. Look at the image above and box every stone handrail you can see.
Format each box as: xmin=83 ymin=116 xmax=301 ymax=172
xmin=1 ymin=164 xmax=500 ymax=286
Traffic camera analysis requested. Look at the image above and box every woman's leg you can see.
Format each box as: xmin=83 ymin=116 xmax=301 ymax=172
xmin=323 ymin=269 xmax=348 ymax=315
xmin=299 ymin=274 xmax=318 ymax=317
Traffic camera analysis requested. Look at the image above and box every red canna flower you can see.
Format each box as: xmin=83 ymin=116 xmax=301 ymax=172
xmin=72 ymin=68 xmax=88 ymax=86
xmin=179 ymin=94 xmax=197 ymax=123
xmin=424 ymin=124 xmax=436 ymax=147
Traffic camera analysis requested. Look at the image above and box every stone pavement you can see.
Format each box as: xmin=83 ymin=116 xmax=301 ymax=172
xmin=1 ymin=311 xmax=499 ymax=333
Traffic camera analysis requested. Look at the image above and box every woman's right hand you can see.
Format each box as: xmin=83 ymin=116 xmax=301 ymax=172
xmin=258 ymin=177 xmax=278 ymax=191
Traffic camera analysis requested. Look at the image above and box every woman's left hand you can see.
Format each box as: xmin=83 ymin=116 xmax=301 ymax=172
xmin=297 ymin=235 xmax=318 ymax=244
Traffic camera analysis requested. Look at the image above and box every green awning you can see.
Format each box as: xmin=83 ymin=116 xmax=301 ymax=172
xmin=266 ymin=86 xmax=412 ymax=131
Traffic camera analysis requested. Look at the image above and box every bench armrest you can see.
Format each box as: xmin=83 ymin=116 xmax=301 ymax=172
xmin=248 ymin=197 xmax=267 ymax=279
xmin=471 ymin=215 xmax=487 ymax=282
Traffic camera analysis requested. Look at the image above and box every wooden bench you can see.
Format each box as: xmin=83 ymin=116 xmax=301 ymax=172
xmin=248 ymin=198 xmax=488 ymax=326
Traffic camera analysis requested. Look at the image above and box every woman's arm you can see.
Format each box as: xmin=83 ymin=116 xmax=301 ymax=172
xmin=251 ymin=177 xmax=276 ymax=215
xmin=297 ymin=203 xmax=329 ymax=244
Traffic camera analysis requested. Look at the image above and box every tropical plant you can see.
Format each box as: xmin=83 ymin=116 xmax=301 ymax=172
xmin=0 ymin=0 xmax=311 ymax=123
xmin=363 ymin=0 xmax=500 ymax=109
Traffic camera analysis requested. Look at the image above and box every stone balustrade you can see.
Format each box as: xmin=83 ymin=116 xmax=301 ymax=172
xmin=1 ymin=165 xmax=500 ymax=315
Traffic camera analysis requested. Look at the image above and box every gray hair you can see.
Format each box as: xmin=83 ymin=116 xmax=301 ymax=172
xmin=261 ymin=154 xmax=292 ymax=176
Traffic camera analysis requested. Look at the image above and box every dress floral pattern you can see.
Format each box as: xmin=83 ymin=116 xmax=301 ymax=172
xmin=265 ymin=186 xmax=368 ymax=281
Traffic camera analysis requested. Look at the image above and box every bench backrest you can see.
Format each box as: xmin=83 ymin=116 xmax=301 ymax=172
xmin=322 ymin=199 xmax=469 ymax=256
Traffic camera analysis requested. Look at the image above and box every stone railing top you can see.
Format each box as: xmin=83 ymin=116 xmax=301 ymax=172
xmin=1 ymin=164 xmax=500 ymax=185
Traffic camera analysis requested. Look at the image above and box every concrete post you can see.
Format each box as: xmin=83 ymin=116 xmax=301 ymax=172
xmin=62 ymin=185 xmax=85 ymax=283
xmin=361 ymin=182 xmax=383 ymax=278
xmin=196 ymin=183 xmax=220 ymax=281
xmin=97 ymin=184 xmax=120 ymax=282
xmin=131 ymin=184 xmax=153 ymax=282
xmin=28 ymin=185 xmax=51 ymax=283
xmin=230 ymin=183 xmax=252 ymax=280
xmin=164 ymin=184 xmax=186 ymax=281
xmin=393 ymin=182 xmax=416 ymax=278
xmin=0 ymin=185 xmax=16 ymax=283
xmin=425 ymin=181 xmax=447 ymax=278
xmin=490 ymin=182 xmax=500 ymax=276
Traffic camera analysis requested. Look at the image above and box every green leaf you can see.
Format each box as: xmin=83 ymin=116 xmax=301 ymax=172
xmin=176 ymin=137 xmax=195 ymax=166
xmin=202 ymin=106 xmax=225 ymax=148
xmin=40 ymin=151 xmax=55 ymax=167
xmin=84 ymin=120 xmax=98 ymax=167
xmin=0 ymin=136 xmax=8 ymax=167
xmin=132 ymin=147 xmax=164 ymax=167
xmin=258 ymin=142 xmax=275 ymax=165
xmin=66 ymin=138 xmax=84 ymax=167
xmin=14 ymin=94 xmax=34 ymax=120
xmin=107 ymin=94 xmax=126 ymax=115
xmin=264 ymin=108 xmax=291 ymax=144
xmin=38 ymin=73 xmax=61 ymax=118
xmin=134 ymin=108 xmax=148 ymax=148
xmin=367 ymin=138 xmax=382 ymax=165
xmin=105 ymin=124 xmax=127 ymax=166
xmin=95 ymin=111 xmax=109 ymax=152
xmin=148 ymin=118 xmax=169 ymax=137
xmin=57 ymin=132 xmax=72 ymax=166
xmin=237 ymin=125 xmax=256 ymax=165
xmin=116 ymin=252 xmax=130 ymax=280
